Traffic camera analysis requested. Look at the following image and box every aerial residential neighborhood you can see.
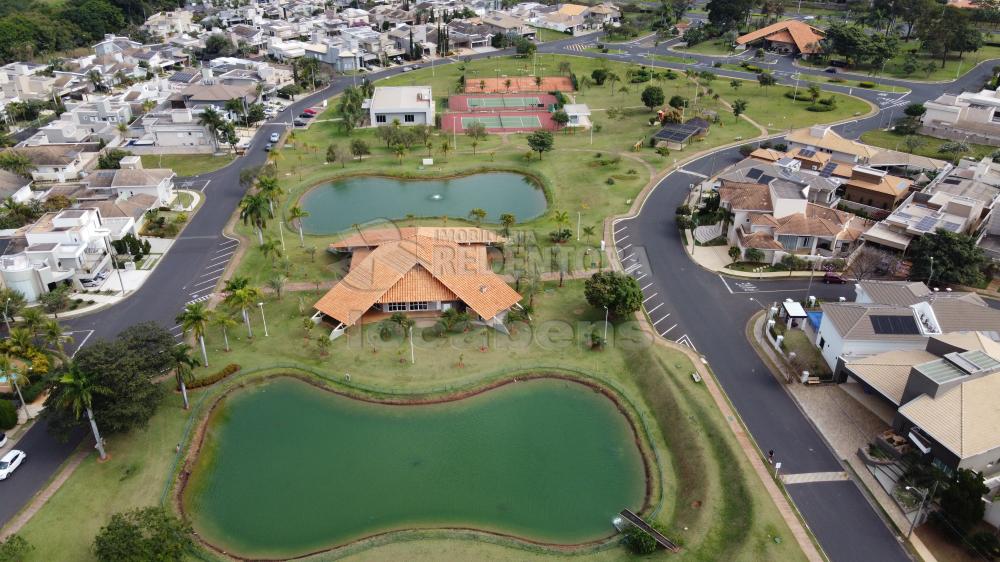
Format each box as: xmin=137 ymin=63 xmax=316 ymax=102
xmin=0 ymin=0 xmax=999 ymax=560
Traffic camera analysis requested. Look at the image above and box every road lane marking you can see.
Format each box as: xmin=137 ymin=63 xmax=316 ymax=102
xmin=643 ymin=292 xmax=658 ymax=303
xmin=718 ymin=274 xmax=733 ymax=294
xmin=646 ymin=302 xmax=663 ymax=314
xmin=781 ymin=472 xmax=849 ymax=484
xmin=678 ymin=169 xmax=708 ymax=179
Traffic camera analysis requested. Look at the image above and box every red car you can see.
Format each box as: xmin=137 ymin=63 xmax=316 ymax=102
xmin=823 ymin=272 xmax=847 ymax=284
xmin=303 ymin=108 xmax=318 ymax=115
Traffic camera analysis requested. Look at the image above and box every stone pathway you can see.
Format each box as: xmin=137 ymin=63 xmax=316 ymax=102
xmin=693 ymin=223 xmax=723 ymax=244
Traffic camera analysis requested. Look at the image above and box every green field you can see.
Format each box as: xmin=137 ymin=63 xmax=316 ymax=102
xmin=677 ymin=40 xmax=734 ymax=57
xmin=804 ymin=39 xmax=1000 ymax=82
xmin=860 ymin=129 xmax=997 ymax=162
xmin=140 ymin=153 xmax=235 ymax=177
xmin=531 ymin=26 xmax=573 ymax=43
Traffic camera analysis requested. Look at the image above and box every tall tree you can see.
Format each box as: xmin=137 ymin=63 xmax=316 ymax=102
xmin=224 ymin=286 xmax=263 ymax=338
xmin=168 ymin=344 xmax=197 ymax=410
xmin=239 ymin=193 xmax=272 ymax=245
xmin=909 ymin=229 xmax=986 ymax=286
xmin=93 ymin=507 xmax=193 ymax=562
xmin=212 ymin=311 xmax=238 ymax=353
xmin=287 ymin=205 xmax=310 ymax=246
xmin=526 ymin=130 xmax=554 ymax=160
xmin=176 ymin=302 xmax=210 ymax=367
xmin=56 ymin=363 xmax=111 ymax=460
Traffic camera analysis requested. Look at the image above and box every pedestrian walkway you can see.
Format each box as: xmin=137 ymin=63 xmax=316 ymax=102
xmin=782 ymin=471 xmax=849 ymax=485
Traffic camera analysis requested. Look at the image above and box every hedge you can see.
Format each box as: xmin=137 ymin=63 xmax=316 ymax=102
xmin=188 ymin=364 xmax=241 ymax=390
xmin=858 ymin=81 xmax=876 ymax=88
xmin=0 ymin=400 xmax=16 ymax=431
xmin=806 ymin=104 xmax=835 ymax=112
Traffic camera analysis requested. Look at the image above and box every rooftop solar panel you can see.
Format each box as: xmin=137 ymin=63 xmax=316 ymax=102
xmin=942 ymin=221 xmax=962 ymax=232
xmin=758 ymin=174 xmax=774 ymax=185
xmin=915 ymin=215 xmax=938 ymax=232
xmin=870 ymin=314 xmax=920 ymax=335
xmin=799 ymin=148 xmax=816 ymax=158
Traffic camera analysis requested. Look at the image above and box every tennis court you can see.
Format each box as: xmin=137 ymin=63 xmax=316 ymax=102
xmin=449 ymin=93 xmax=558 ymax=112
xmin=461 ymin=115 xmax=542 ymax=128
xmin=441 ymin=111 xmax=556 ymax=133
xmin=463 ymin=76 xmax=574 ymax=93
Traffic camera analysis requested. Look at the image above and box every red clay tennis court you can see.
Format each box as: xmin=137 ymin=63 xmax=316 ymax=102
xmin=440 ymin=111 xmax=557 ymax=133
xmin=463 ymin=76 xmax=574 ymax=93
xmin=448 ymin=93 xmax=559 ymax=112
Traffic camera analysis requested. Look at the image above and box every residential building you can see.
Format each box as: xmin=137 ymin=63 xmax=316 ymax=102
xmin=841 ymin=166 xmax=912 ymax=210
xmin=81 ymin=156 xmax=175 ymax=206
xmin=921 ymin=88 xmax=1000 ymax=147
xmin=230 ymin=24 xmax=268 ymax=53
xmin=0 ymin=63 xmax=56 ymax=106
xmin=169 ymin=78 xmax=259 ymax=112
xmin=842 ymin=332 xmax=1000 ymax=476
xmin=481 ymin=12 xmax=534 ymax=38
xmin=862 ymin=189 xmax=987 ymax=252
xmin=718 ymin=159 xmax=870 ymax=263
xmin=311 ymin=227 xmax=521 ymax=338
xmin=9 ymin=145 xmax=99 ymax=182
xmin=815 ymin=280 xmax=1000 ymax=373
xmin=130 ymin=108 xmax=213 ymax=151
xmin=735 ymin=19 xmax=825 ymax=57
xmin=562 ymin=104 xmax=591 ymax=128
xmin=0 ymin=209 xmax=128 ymax=300
xmin=22 ymin=96 xmax=133 ymax=147
xmin=0 ymin=171 xmax=33 ymax=204
xmin=366 ymin=86 xmax=435 ymax=126
xmin=143 ymin=10 xmax=199 ymax=39
xmin=786 ymin=125 xmax=877 ymax=164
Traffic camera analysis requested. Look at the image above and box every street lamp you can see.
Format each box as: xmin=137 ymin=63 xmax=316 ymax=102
xmin=927 ymin=256 xmax=934 ymax=286
xmin=905 ymin=482 xmax=939 ymax=540
xmin=603 ymin=305 xmax=609 ymax=342
xmin=257 ymin=302 xmax=269 ymax=337
xmin=3 ymin=297 xmax=11 ymax=333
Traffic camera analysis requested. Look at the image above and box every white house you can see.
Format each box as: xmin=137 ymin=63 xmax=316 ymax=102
xmin=0 ymin=170 xmax=33 ymax=204
xmin=0 ymin=209 xmax=131 ymax=301
xmin=366 ymin=86 xmax=434 ymax=126
xmin=922 ymin=89 xmax=1000 ymax=147
xmin=83 ymin=156 xmax=175 ymax=206
xmin=11 ymin=145 xmax=99 ymax=182
xmin=563 ymin=103 xmax=591 ymax=128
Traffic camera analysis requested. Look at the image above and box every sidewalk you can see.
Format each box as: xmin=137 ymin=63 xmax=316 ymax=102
xmin=683 ymin=234 xmax=824 ymax=279
xmin=748 ymin=312 xmax=938 ymax=562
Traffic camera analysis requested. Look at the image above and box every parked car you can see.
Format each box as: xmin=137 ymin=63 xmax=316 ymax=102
xmin=303 ymin=108 xmax=318 ymax=115
xmin=0 ymin=432 xmax=6 ymax=448
xmin=401 ymin=65 xmax=413 ymax=72
xmin=0 ymin=450 xmax=26 ymax=481
xmin=269 ymin=132 xmax=280 ymax=143
xmin=298 ymin=112 xmax=313 ymax=119
xmin=823 ymin=272 xmax=847 ymax=284
xmin=265 ymin=143 xmax=273 ymax=152
xmin=293 ymin=119 xmax=307 ymax=127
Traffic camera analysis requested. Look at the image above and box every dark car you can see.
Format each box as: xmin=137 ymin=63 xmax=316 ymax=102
xmin=293 ymin=119 xmax=308 ymax=127
xmin=823 ymin=272 xmax=847 ymax=284
xmin=299 ymin=112 xmax=313 ymax=119
xmin=264 ymin=143 xmax=273 ymax=151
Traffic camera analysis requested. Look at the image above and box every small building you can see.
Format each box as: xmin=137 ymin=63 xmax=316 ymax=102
xmin=366 ymin=86 xmax=435 ymax=126
xmin=312 ymin=227 xmax=521 ymax=338
xmin=562 ymin=103 xmax=591 ymax=128
xmin=735 ymin=19 xmax=825 ymax=57
xmin=652 ymin=118 xmax=710 ymax=150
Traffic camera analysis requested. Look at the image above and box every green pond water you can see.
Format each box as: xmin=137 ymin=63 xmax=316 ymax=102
xmin=298 ymin=172 xmax=547 ymax=234
xmin=183 ymin=377 xmax=647 ymax=558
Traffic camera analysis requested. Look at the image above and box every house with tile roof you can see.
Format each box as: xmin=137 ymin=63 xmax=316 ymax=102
xmin=786 ymin=125 xmax=877 ymax=164
xmin=735 ymin=19 xmax=825 ymax=57
xmin=312 ymin=227 xmax=521 ymax=338
xmin=815 ymin=280 xmax=1000 ymax=373
xmin=841 ymin=331 xmax=1000 ymax=476
xmin=717 ymin=158 xmax=871 ymax=262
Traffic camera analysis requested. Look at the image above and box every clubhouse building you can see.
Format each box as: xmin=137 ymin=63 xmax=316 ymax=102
xmin=312 ymin=227 xmax=521 ymax=338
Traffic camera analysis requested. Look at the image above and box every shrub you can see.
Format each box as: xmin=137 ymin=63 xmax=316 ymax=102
xmin=549 ymin=229 xmax=572 ymax=243
xmin=784 ymin=91 xmax=813 ymax=102
xmin=605 ymin=177 xmax=616 ymax=185
xmin=858 ymin=81 xmax=876 ymax=88
xmin=828 ymin=77 xmax=846 ymax=83
xmin=188 ymin=364 xmax=240 ymax=389
xmin=0 ymin=400 xmax=16 ymax=430
xmin=675 ymin=204 xmax=691 ymax=215
xmin=806 ymin=104 xmax=835 ymax=112
xmin=967 ymin=531 xmax=1000 ymax=559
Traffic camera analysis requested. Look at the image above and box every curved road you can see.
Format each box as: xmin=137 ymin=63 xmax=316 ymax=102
xmin=2 ymin=32 xmax=997 ymax=560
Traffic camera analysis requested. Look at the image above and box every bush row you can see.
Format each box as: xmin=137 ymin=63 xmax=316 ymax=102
xmin=188 ymin=364 xmax=241 ymax=390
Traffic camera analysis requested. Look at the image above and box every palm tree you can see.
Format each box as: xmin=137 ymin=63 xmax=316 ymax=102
xmin=554 ymin=210 xmax=570 ymax=229
xmin=256 ymin=176 xmax=283 ymax=216
xmin=198 ymin=106 xmax=223 ymax=151
xmin=225 ymin=286 xmax=262 ymax=338
xmin=223 ymin=275 xmax=250 ymax=295
xmin=212 ymin=311 xmax=238 ymax=352
xmin=287 ymin=206 xmax=309 ymax=247
xmin=0 ymin=354 xmax=28 ymax=420
xmin=169 ymin=344 xmax=198 ymax=410
xmin=58 ymin=363 xmax=111 ymax=460
xmin=42 ymin=319 xmax=73 ymax=363
xmin=500 ymin=213 xmax=516 ymax=236
xmin=239 ymin=193 xmax=272 ymax=245
xmin=468 ymin=208 xmax=487 ymax=225
xmin=440 ymin=140 xmax=451 ymax=161
xmin=260 ymin=238 xmax=282 ymax=261
xmin=8 ymin=327 xmax=34 ymax=356
xmin=267 ymin=274 xmax=287 ymax=300
xmin=582 ymin=225 xmax=596 ymax=241
xmin=18 ymin=307 xmax=46 ymax=335
xmin=392 ymin=144 xmax=406 ymax=164
xmin=176 ymin=302 xmax=210 ymax=367
xmin=87 ymin=70 xmax=105 ymax=93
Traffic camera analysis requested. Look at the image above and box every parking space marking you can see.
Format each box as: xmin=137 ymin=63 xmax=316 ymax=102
xmin=618 ymin=243 xmax=632 ymax=252
xmin=616 ymin=234 xmax=630 ymax=243
xmin=624 ymin=263 xmax=641 ymax=273
xmin=646 ymin=302 xmax=663 ymax=315
xmin=661 ymin=323 xmax=677 ymax=336
xmin=676 ymin=334 xmax=697 ymax=350
xmin=643 ymin=292 xmax=658 ymax=303
xmin=622 ymin=253 xmax=635 ymax=262
xmin=201 ymin=266 xmax=226 ymax=277
xmin=651 ymin=314 xmax=670 ymax=326
xmin=208 ymin=251 xmax=235 ymax=263
xmin=614 ymin=226 xmax=627 ymax=234
xmin=641 ymin=282 xmax=653 ymax=290
xmin=635 ymin=272 xmax=647 ymax=280
xmin=193 ymin=276 xmax=221 ymax=288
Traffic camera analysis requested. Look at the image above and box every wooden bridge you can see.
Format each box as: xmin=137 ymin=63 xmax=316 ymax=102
xmin=619 ymin=509 xmax=680 ymax=552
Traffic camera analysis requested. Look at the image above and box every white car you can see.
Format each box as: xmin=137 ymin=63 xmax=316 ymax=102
xmin=0 ymin=450 xmax=25 ymax=481
xmin=269 ymin=132 xmax=280 ymax=143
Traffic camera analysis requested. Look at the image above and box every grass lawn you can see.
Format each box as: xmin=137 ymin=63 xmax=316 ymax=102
xmin=678 ymin=40 xmax=734 ymax=57
xmin=860 ymin=129 xmax=996 ymax=162
xmin=15 ymin=392 xmax=193 ymax=562
xmin=806 ymin=39 xmax=1000 ymax=81
xmin=531 ymin=26 xmax=572 ymax=43
xmin=174 ymin=191 xmax=194 ymax=209
xmin=650 ymin=53 xmax=697 ymax=65
xmin=778 ymin=328 xmax=831 ymax=377
xmin=825 ymin=79 xmax=910 ymax=94
xmin=707 ymin=77 xmax=872 ymax=132
xmin=140 ymin=153 xmax=235 ymax=177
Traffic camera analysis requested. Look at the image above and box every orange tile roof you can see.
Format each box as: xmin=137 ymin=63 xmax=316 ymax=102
xmin=738 ymin=229 xmax=784 ymax=250
xmin=750 ymin=148 xmax=784 ymax=162
xmin=737 ymin=20 xmax=825 ymax=54
xmin=719 ymin=181 xmax=773 ymax=211
xmin=330 ymin=227 xmax=505 ymax=250
xmin=315 ymin=233 xmax=520 ymax=326
xmin=846 ymin=174 xmax=912 ymax=197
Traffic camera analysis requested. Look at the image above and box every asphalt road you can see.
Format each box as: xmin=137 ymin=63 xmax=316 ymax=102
xmin=2 ymin=31 xmax=998 ymax=558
